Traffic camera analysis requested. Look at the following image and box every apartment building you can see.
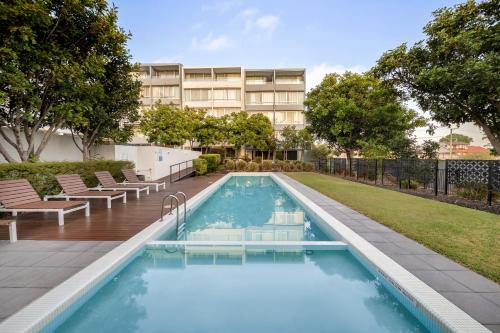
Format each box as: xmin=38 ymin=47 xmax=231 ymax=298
xmin=137 ymin=64 xmax=305 ymax=133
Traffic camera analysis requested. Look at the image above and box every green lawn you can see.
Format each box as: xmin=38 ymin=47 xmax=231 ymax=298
xmin=286 ymin=172 xmax=500 ymax=282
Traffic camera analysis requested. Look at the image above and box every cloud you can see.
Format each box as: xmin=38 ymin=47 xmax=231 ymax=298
xmin=191 ymin=33 xmax=232 ymax=52
xmin=238 ymin=9 xmax=280 ymax=36
xmin=307 ymin=63 xmax=366 ymax=91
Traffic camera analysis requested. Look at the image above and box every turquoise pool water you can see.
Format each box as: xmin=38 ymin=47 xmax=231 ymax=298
xmin=163 ymin=176 xmax=330 ymax=241
xmin=54 ymin=248 xmax=431 ymax=333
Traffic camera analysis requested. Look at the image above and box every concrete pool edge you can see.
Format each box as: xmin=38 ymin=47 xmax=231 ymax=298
xmin=0 ymin=172 xmax=490 ymax=333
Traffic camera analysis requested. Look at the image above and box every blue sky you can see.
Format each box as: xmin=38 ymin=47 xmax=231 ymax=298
xmin=112 ymin=0 xmax=487 ymax=145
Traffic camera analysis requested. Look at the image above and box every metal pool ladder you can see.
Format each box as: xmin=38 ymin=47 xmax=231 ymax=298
xmin=160 ymin=192 xmax=187 ymax=240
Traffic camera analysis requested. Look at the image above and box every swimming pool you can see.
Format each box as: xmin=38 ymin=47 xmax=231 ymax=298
xmin=0 ymin=173 xmax=488 ymax=333
xmin=163 ymin=176 xmax=330 ymax=241
xmin=53 ymin=246 xmax=431 ymax=333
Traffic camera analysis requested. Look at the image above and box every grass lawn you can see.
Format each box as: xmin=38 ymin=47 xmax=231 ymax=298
xmin=286 ymin=172 xmax=500 ymax=282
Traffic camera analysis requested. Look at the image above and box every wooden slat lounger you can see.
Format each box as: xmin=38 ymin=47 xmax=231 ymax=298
xmin=43 ymin=174 xmax=127 ymax=209
xmin=121 ymin=169 xmax=166 ymax=192
xmin=0 ymin=179 xmax=89 ymax=226
xmin=94 ymin=171 xmax=149 ymax=199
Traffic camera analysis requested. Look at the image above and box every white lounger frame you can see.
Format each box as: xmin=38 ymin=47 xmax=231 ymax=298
xmin=0 ymin=202 xmax=90 ymax=226
xmin=121 ymin=181 xmax=166 ymax=192
xmin=44 ymin=191 xmax=127 ymax=209
xmin=0 ymin=219 xmax=17 ymax=243
xmin=95 ymin=186 xmax=149 ymax=199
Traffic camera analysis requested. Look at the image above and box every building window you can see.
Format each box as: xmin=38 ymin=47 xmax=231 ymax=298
xmin=185 ymin=73 xmax=212 ymax=81
xmin=151 ymin=86 xmax=179 ymax=98
xmin=215 ymin=73 xmax=240 ymax=81
xmin=184 ymin=89 xmax=210 ymax=101
xmin=213 ymin=89 xmax=241 ymax=101
xmin=275 ymin=111 xmax=303 ymax=125
xmin=210 ymin=108 xmax=240 ymax=117
xmin=275 ymin=91 xmax=304 ymax=105
xmin=245 ymin=92 xmax=274 ymax=105
xmin=246 ymin=76 xmax=272 ymax=84
xmin=140 ymin=86 xmax=150 ymax=98
xmin=275 ymin=75 xmax=303 ymax=84
xmin=154 ymin=70 xmax=179 ymax=78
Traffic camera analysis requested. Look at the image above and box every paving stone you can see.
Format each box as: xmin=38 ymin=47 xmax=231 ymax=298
xmin=440 ymin=292 xmax=500 ymax=325
xmin=480 ymin=293 xmax=500 ymax=307
xmin=412 ymin=270 xmax=471 ymax=292
xmin=0 ymin=251 xmax=54 ymax=267
xmin=485 ymin=324 xmax=500 ymax=333
xmin=356 ymin=232 xmax=390 ymax=242
xmin=25 ymin=267 xmax=80 ymax=288
xmin=388 ymin=254 xmax=436 ymax=270
xmin=415 ymin=254 xmax=467 ymax=271
xmin=0 ymin=287 xmax=48 ymax=320
xmin=63 ymin=241 xmax=102 ymax=252
xmin=443 ymin=270 xmax=500 ymax=293
xmin=34 ymin=252 xmax=83 ymax=267
xmin=63 ymin=251 xmax=105 ymax=268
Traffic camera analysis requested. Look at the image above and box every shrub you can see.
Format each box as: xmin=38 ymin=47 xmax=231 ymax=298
xmin=303 ymin=162 xmax=314 ymax=171
xmin=254 ymin=156 xmax=263 ymax=164
xmin=455 ymin=181 xmax=488 ymax=201
xmin=225 ymin=159 xmax=235 ymax=171
xmin=400 ymin=179 xmax=419 ymax=190
xmin=281 ymin=162 xmax=291 ymax=172
xmin=199 ymin=154 xmax=221 ymax=173
xmin=193 ymin=158 xmax=208 ymax=176
xmin=262 ymin=160 xmax=273 ymax=171
xmin=236 ymin=160 xmax=247 ymax=171
xmin=0 ymin=160 xmax=134 ymax=196
xmin=246 ymin=161 xmax=259 ymax=172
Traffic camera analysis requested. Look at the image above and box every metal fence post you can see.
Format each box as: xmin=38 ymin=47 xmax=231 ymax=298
xmin=374 ymin=159 xmax=377 ymax=185
xmin=349 ymin=158 xmax=352 ymax=177
xmin=332 ymin=158 xmax=335 ymax=175
xmin=398 ymin=159 xmax=402 ymax=189
xmin=356 ymin=159 xmax=359 ymax=180
xmin=381 ymin=159 xmax=384 ymax=185
xmin=444 ymin=160 xmax=449 ymax=195
xmin=487 ymin=160 xmax=493 ymax=206
xmin=434 ymin=159 xmax=438 ymax=196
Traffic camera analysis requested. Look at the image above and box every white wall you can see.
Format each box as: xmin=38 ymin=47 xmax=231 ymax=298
xmin=0 ymin=129 xmax=84 ymax=163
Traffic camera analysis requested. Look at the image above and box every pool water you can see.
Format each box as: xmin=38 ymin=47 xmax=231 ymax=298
xmin=164 ymin=176 xmax=330 ymax=241
xmin=54 ymin=248 xmax=431 ymax=333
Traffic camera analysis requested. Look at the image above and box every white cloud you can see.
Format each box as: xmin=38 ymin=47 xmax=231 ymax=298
xmin=191 ymin=33 xmax=232 ymax=52
xmin=307 ymin=63 xmax=366 ymax=91
xmin=238 ymin=9 xmax=280 ymax=36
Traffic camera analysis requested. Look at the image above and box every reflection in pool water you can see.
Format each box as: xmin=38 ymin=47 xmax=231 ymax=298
xmin=54 ymin=248 xmax=431 ymax=333
xmin=165 ymin=176 xmax=330 ymax=241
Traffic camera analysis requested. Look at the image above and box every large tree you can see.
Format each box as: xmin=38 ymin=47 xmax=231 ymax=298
xmin=139 ymin=104 xmax=191 ymax=146
xmin=373 ymin=0 xmax=499 ymax=152
xmin=304 ymin=72 xmax=425 ymax=158
xmin=439 ymin=133 xmax=473 ymax=144
xmin=195 ymin=115 xmax=223 ymax=153
xmin=69 ymin=36 xmax=141 ymax=160
xmin=280 ymin=125 xmax=299 ymax=160
xmin=0 ymin=0 xmax=130 ymax=161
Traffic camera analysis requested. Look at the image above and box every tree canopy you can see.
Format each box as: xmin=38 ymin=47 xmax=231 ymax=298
xmin=420 ymin=140 xmax=440 ymax=159
xmin=373 ymin=0 xmax=499 ymax=153
xmin=304 ymin=72 xmax=425 ymax=158
xmin=439 ymin=133 xmax=473 ymax=144
xmin=0 ymin=0 xmax=136 ymax=161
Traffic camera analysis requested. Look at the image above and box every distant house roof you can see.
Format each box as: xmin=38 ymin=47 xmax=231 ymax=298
xmin=466 ymin=146 xmax=489 ymax=154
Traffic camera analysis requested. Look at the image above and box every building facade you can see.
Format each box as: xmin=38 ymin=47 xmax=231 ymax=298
xmin=136 ymin=64 xmax=306 ymax=134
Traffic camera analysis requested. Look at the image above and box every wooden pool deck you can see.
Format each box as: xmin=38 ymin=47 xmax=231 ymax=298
xmin=0 ymin=174 xmax=224 ymax=241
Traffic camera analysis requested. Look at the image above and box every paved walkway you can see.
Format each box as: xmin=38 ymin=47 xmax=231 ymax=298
xmin=0 ymin=240 xmax=121 ymax=321
xmin=277 ymin=173 xmax=500 ymax=333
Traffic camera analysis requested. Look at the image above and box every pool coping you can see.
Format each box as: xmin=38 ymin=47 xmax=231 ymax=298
xmin=0 ymin=172 xmax=490 ymax=333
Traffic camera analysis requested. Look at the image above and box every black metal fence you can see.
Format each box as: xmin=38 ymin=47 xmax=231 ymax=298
xmin=315 ymin=158 xmax=500 ymax=206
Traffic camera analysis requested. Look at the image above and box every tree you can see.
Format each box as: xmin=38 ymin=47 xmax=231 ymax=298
xmin=184 ymin=107 xmax=206 ymax=149
xmin=0 ymin=0 xmax=129 ymax=161
xmin=311 ymin=144 xmax=331 ymax=160
xmin=304 ymin=72 xmax=425 ymax=158
xmin=297 ymin=129 xmax=314 ymax=161
xmin=195 ymin=115 xmax=223 ymax=153
xmin=439 ymin=133 xmax=473 ymax=144
xmin=69 ymin=41 xmax=141 ymax=160
xmin=280 ymin=125 xmax=299 ymax=160
xmin=139 ymin=104 xmax=191 ymax=146
xmin=373 ymin=0 xmax=499 ymax=153
xmin=227 ymin=112 xmax=273 ymax=156
xmin=420 ymin=140 xmax=440 ymax=159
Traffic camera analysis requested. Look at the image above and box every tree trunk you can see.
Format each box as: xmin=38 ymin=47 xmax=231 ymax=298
xmin=476 ymin=120 xmax=500 ymax=153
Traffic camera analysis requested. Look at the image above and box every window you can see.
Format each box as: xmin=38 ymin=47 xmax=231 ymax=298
xmin=185 ymin=73 xmax=212 ymax=81
xmin=140 ymin=86 xmax=150 ymax=98
xmin=138 ymin=72 xmax=149 ymax=79
xmin=245 ymin=76 xmax=272 ymax=84
xmin=154 ymin=70 xmax=179 ymax=78
xmin=275 ymin=75 xmax=303 ymax=84
xmin=213 ymin=89 xmax=241 ymax=100
xmin=245 ymin=92 xmax=274 ymax=105
xmin=275 ymin=91 xmax=304 ymax=104
xmin=215 ymin=73 xmax=240 ymax=81
xmin=151 ymin=86 xmax=179 ymax=99
xmin=184 ymin=89 xmax=210 ymax=101
xmin=275 ymin=111 xmax=303 ymax=124
xmin=210 ymin=108 xmax=240 ymax=117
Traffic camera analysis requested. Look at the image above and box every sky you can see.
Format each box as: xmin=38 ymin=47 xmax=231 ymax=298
xmin=112 ymin=0 xmax=489 ymax=147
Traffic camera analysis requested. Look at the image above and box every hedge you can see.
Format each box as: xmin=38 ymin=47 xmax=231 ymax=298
xmin=199 ymin=154 xmax=221 ymax=173
xmin=193 ymin=158 xmax=208 ymax=176
xmin=0 ymin=160 xmax=134 ymax=196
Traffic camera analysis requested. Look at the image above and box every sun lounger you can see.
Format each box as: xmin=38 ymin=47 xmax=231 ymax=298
xmin=0 ymin=218 xmax=17 ymax=243
xmin=121 ymin=169 xmax=166 ymax=192
xmin=0 ymin=179 xmax=89 ymax=226
xmin=43 ymin=174 xmax=127 ymax=209
xmin=94 ymin=171 xmax=149 ymax=199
